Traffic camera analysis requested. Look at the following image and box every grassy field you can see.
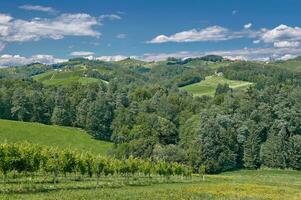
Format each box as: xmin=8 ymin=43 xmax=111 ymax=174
xmin=181 ymin=76 xmax=253 ymax=96
xmin=0 ymin=169 xmax=300 ymax=200
xmin=0 ymin=119 xmax=112 ymax=155
xmin=33 ymin=68 xmax=106 ymax=86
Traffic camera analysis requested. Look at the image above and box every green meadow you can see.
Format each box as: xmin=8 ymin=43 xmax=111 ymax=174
xmin=181 ymin=76 xmax=253 ymax=96
xmin=0 ymin=119 xmax=112 ymax=155
xmin=1 ymin=169 xmax=300 ymax=200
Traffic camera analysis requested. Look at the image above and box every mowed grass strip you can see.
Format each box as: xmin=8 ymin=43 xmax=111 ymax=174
xmin=0 ymin=119 xmax=112 ymax=155
xmin=181 ymin=76 xmax=253 ymax=96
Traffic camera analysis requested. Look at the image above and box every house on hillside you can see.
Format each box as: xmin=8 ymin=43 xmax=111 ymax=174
xmin=215 ymin=71 xmax=224 ymax=77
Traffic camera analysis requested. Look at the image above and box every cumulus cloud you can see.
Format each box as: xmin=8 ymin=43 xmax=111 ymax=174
xmin=244 ymin=23 xmax=252 ymax=29
xmin=96 ymin=55 xmax=128 ymax=61
xmin=260 ymin=24 xmax=301 ymax=48
xmin=0 ymin=54 xmax=66 ymax=67
xmin=139 ymin=47 xmax=301 ymax=62
xmin=0 ymin=14 xmax=13 ymax=23
xmin=148 ymin=24 xmax=301 ymax=49
xmin=148 ymin=26 xmax=244 ymax=43
xmin=19 ymin=5 xmax=56 ymax=14
xmin=260 ymin=25 xmax=301 ymax=43
xmin=70 ymin=51 xmax=95 ymax=56
xmin=0 ymin=13 xmax=101 ymax=51
xmin=273 ymin=41 xmax=300 ymax=48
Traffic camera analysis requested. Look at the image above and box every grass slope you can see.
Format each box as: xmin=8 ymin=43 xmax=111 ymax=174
xmin=181 ymin=76 xmax=253 ymax=96
xmin=33 ymin=68 xmax=106 ymax=86
xmin=1 ymin=169 xmax=300 ymax=200
xmin=0 ymin=119 xmax=112 ymax=155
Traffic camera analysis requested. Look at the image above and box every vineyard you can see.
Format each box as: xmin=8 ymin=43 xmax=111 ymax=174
xmin=0 ymin=143 xmax=193 ymax=194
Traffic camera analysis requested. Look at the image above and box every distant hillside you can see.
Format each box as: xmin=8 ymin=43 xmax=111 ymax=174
xmin=272 ymin=58 xmax=301 ymax=72
xmin=0 ymin=119 xmax=112 ymax=155
xmin=33 ymin=65 xmax=110 ymax=86
xmin=181 ymin=75 xmax=253 ymax=96
xmin=116 ymin=57 xmax=147 ymax=66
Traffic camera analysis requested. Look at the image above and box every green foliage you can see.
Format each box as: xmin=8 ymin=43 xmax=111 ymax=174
xmin=1 ymin=57 xmax=301 ymax=175
xmin=0 ymin=143 xmax=191 ymax=183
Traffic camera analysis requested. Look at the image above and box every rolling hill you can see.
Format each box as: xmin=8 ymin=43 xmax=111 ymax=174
xmin=181 ymin=76 xmax=253 ymax=96
xmin=33 ymin=66 xmax=108 ymax=86
xmin=272 ymin=58 xmax=301 ymax=72
xmin=0 ymin=119 xmax=112 ymax=155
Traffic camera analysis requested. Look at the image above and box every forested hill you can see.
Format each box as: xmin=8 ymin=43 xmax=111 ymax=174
xmin=0 ymin=55 xmax=301 ymax=173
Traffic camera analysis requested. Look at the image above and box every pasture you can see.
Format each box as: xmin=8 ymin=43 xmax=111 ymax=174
xmin=0 ymin=119 xmax=112 ymax=155
xmin=181 ymin=76 xmax=253 ymax=96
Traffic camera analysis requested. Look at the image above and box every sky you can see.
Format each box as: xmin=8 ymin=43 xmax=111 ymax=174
xmin=1 ymin=0 xmax=301 ymax=66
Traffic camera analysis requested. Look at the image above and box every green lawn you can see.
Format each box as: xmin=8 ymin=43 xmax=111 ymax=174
xmin=181 ymin=76 xmax=253 ymax=96
xmin=0 ymin=119 xmax=112 ymax=155
xmin=1 ymin=169 xmax=300 ymax=200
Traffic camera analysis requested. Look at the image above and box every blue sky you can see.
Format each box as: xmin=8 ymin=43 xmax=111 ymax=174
xmin=1 ymin=0 xmax=301 ymax=65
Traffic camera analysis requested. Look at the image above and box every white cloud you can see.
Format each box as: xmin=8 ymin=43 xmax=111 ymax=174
xmin=0 ymin=14 xmax=13 ymax=23
xmin=244 ymin=23 xmax=252 ymax=29
xmin=70 ymin=51 xmax=95 ymax=56
xmin=148 ymin=24 xmax=301 ymax=48
xmin=99 ymin=14 xmax=121 ymax=21
xmin=0 ymin=13 xmax=101 ymax=51
xmin=96 ymin=55 xmax=128 ymax=61
xmin=139 ymin=47 xmax=301 ymax=61
xmin=0 ymin=54 xmax=66 ymax=67
xmin=232 ymin=10 xmax=238 ymax=15
xmin=273 ymin=41 xmax=300 ymax=48
xmin=148 ymin=26 xmax=243 ymax=43
xmin=260 ymin=24 xmax=301 ymax=48
xmin=279 ymin=54 xmax=297 ymax=60
xmin=116 ymin=33 xmax=126 ymax=39
xmin=19 ymin=5 xmax=56 ymax=13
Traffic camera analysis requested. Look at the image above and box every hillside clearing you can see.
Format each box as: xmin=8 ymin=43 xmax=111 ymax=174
xmin=0 ymin=119 xmax=112 ymax=155
xmin=33 ymin=68 xmax=107 ymax=86
xmin=181 ymin=76 xmax=253 ymax=96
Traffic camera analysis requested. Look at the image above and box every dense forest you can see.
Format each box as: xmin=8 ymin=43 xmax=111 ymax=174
xmin=0 ymin=56 xmax=301 ymax=173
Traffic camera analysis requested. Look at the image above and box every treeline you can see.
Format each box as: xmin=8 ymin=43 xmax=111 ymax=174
xmin=1 ymin=59 xmax=301 ymax=174
xmin=0 ymin=143 xmax=192 ymax=182
xmin=219 ymin=61 xmax=301 ymax=89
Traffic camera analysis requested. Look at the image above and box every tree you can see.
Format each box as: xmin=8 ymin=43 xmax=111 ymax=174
xmin=51 ymin=106 xmax=70 ymax=126
xmin=215 ymin=83 xmax=231 ymax=96
xmin=29 ymin=90 xmax=47 ymax=123
xmin=197 ymin=112 xmax=238 ymax=173
xmin=198 ymin=165 xmax=206 ymax=181
xmin=11 ymin=88 xmax=31 ymax=121
xmin=288 ymin=135 xmax=301 ymax=170
xmin=75 ymin=98 xmax=89 ymax=128
xmin=152 ymin=144 xmax=187 ymax=163
xmin=86 ymin=92 xmax=114 ymax=140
